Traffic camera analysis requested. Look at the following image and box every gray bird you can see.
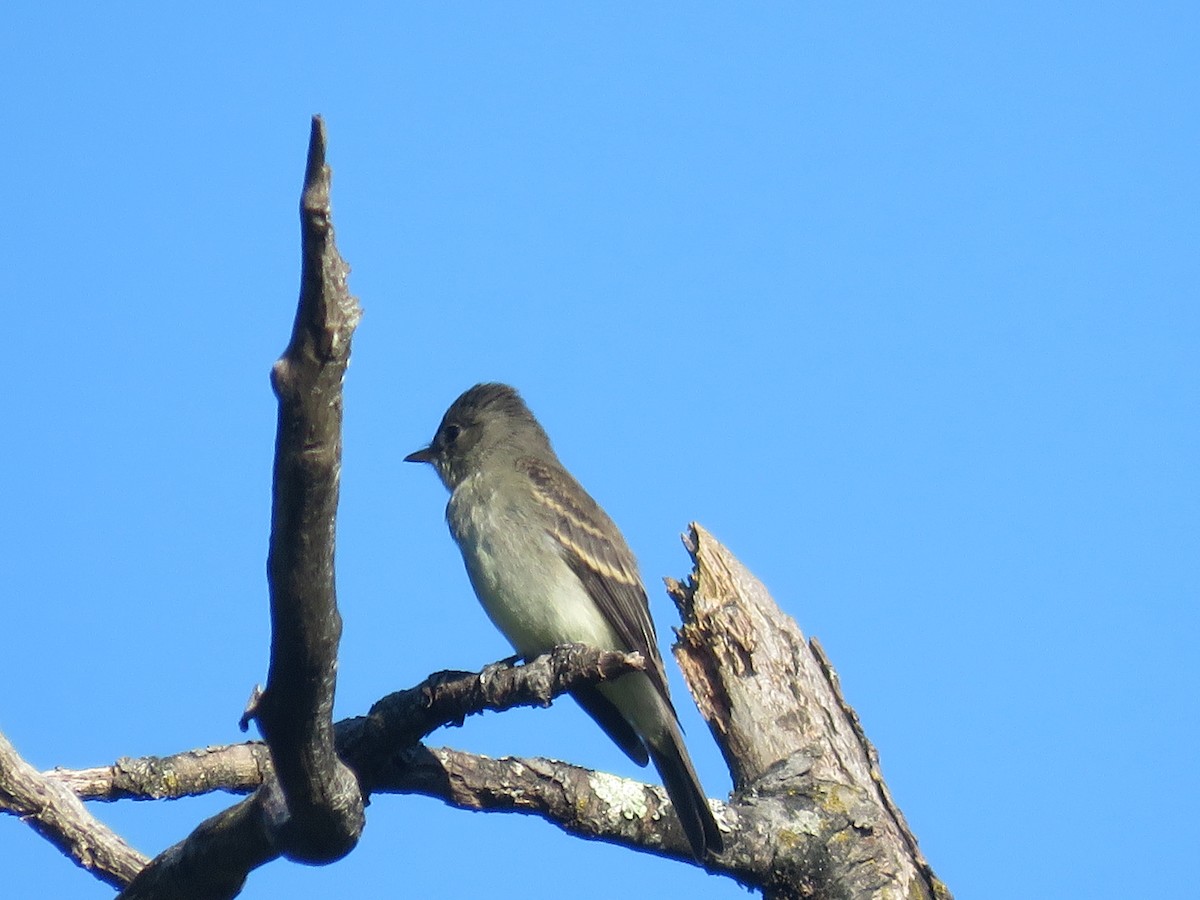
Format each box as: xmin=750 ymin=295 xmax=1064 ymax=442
xmin=405 ymin=383 xmax=723 ymax=859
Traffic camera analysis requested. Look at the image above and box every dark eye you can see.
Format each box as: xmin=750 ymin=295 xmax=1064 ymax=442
xmin=443 ymin=423 xmax=461 ymax=445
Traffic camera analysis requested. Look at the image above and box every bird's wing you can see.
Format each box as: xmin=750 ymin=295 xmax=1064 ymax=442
xmin=517 ymin=456 xmax=674 ymax=703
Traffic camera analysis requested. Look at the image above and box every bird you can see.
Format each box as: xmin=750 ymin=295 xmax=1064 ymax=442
xmin=405 ymin=382 xmax=723 ymax=859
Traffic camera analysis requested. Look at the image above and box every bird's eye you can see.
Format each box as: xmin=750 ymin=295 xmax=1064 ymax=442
xmin=443 ymin=423 xmax=462 ymax=445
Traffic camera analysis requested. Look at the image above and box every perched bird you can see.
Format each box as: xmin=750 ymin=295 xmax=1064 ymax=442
xmin=405 ymin=383 xmax=723 ymax=859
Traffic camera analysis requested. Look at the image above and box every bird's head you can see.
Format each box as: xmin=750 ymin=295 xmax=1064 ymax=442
xmin=405 ymin=382 xmax=551 ymax=489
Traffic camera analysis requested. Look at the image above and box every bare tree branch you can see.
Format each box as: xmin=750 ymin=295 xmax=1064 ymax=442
xmin=0 ymin=731 xmax=148 ymax=888
xmin=35 ymin=644 xmax=644 ymax=894
xmin=117 ymin=796 xmax=274 ymax=900
xmin=46 ymin=741 xmax=726 ymax=868
xmin=336 ymin=643 xmax=645 ymax=782
xmin=116 ymin=115 xmax=365 ymax=900
xmin=51 ymin=643 xmax=645 ymax=805
xmin=378 ymin=746 xmax=730 ymax=863
xmin=249 ymin=112 xmax=365 ymax=864
xmin=47 ymin=744 xmax=271 ymax=803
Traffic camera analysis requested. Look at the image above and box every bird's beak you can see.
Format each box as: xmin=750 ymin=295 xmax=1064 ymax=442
xmin=404 ymin=446 xmax=435 ymax=464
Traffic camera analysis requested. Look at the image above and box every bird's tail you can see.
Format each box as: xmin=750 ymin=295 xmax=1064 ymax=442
xmin=593 ymin=671 xmax=724 ymax=859
xmin=647 ymin=722 xmax=725 ymax=860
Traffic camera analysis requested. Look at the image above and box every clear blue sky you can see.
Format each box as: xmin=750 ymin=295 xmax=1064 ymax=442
xmin=4 ymin=4 xmax=1196 ymax=898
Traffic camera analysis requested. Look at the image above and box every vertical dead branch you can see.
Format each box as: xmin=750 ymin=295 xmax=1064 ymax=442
xmin=251 ymin=112 xmax=365 ymax=863
xmin=119 ymin=115 xmax=364 ymax=898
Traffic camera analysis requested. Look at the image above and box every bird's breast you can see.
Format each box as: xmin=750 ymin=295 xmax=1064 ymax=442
xmin=447 ymin=476 xmax=622 ymax=658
